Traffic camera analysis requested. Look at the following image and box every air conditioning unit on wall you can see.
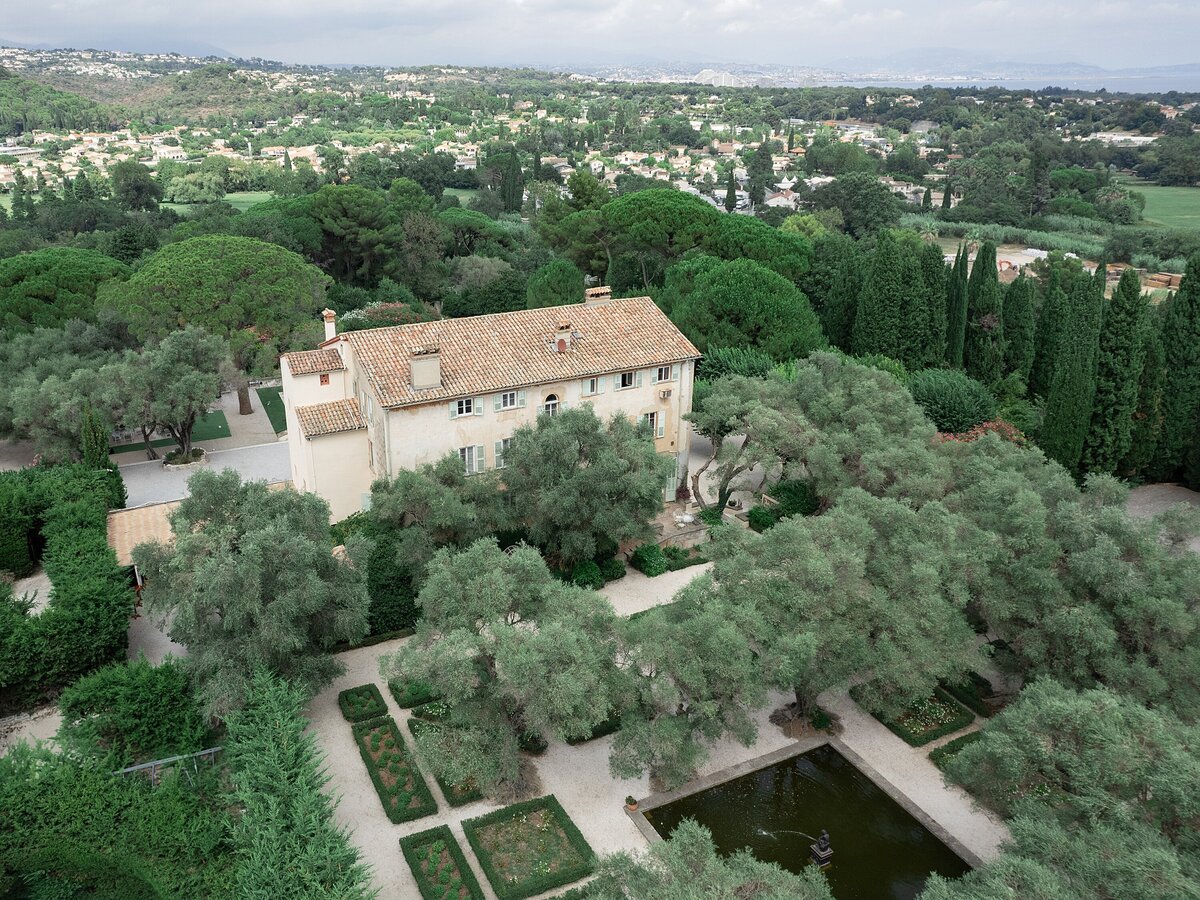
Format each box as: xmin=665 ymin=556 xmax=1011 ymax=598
xmin=659 ymin=388 xmax=673 ymax=399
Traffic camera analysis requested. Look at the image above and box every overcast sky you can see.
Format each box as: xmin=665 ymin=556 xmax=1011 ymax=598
xmin=8 ymin=0 xmax=1199 ymax=70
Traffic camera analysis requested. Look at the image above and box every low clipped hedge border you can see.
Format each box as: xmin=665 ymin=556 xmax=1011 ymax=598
xmin=399 ymin=825 xmax=485 ymax=900
xmin=463 ymin=794 xmax=595 ymax=900
xmin=406 ymin=718 xmax=485 ymax=807
xmin=337 ymin=683 xmax=388 ymax=722
xmin=389 ymin=676 xmax=439 ymax=709
xmin=350 ymin=715 xmax=437 ymax=824
xmin=940 ymin=672 xmax=996 ymax=719
xmin=928 ymin=730 xmax=984 ymax=770
xmin=851 ymin=686 xmax=976 ymax=747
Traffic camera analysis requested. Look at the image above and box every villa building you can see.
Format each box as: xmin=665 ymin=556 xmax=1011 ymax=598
xmin=281 ymin=288 xmax=701 ymax=521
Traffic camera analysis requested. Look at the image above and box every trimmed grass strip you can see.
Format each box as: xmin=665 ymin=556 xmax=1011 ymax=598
xmin=256 ymin=385 xmax=287 ymax=434
xmin=109 ymin=410 xmax=230 ymax=453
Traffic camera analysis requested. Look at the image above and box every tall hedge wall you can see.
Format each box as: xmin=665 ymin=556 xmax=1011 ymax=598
xmin=0 ymin=465 xmax=130 ymax=713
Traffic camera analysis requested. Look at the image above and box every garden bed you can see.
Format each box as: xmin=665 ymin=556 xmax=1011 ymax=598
xmin=337 ymin=683 xmax=388 ymax=722
xmin=462 ymin=794 xmax=595 ymax=900
xmin=399 ymin=825 xmax=485 ymax=900
xmin=939 ymin=671 xmax=1002 ymax=718
xmin=389 ymin=676 xmax=440 ymax=709
xmin=350 ymin=715 xmax=437 ymax=823
xmin=406 ymin=718 xmax=485 ymax=806
xmin=851 ymin=686 xmax=975 ymax=747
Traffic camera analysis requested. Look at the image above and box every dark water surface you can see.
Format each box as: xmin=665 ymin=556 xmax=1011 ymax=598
xmin=644 ymin=744 xmax=970 ymax=899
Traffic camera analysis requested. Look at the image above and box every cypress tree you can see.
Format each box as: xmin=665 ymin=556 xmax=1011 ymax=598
xmin=963 ymin=242 xmax=1004 ymax=384
xmin=73 ymin=170 xmax=95 ymax=201
xmin=919 ymin=242 xmax=947 ymax=367
xmin=941 ymin=182 xmax=952 ymax=209
xmin=1029 ymin=268 xmax=1071 ymax=398
xmin=1151 ymin=254 xmax=1200 ymax=480
xmin=1040 ymin=276 xmax=1103 ymax=475
xmin=1120 ymin=314 xmax=1166 ymax=479
xmin=852 ymin=230 xmax=904 ymax=358
xmin=895 ymin=245 xmax=928 ymax=370
xmin=1080 ymin=269 xmax=1149 ymax=475
xmin=282 ymin=149 xmax=293 ymax=171
xmin=11 ymin=169 xmax=33 ymax=223
xmin=787 ymin=125 xmax=795 ymax=152
xmin=724 ymin=168 xmax=737 ymax=213
xmin=945 ymin=244 xmax=969 ymax=368
xmin=922 ymin=187 xmax=932 ymax=210
xmin=1002 ymin=276 xmax=1036 ymax=381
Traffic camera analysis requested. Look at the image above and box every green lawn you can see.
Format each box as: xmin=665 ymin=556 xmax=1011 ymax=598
xmin=443 ymin=186 xmax=480 ymax=205
xmin=163 ymin=190 xmax=274 ymax=215
xmin=1117 ymin=177 xmax=1200 ymax=229
xmin=109 ymin=410 xmax=230 ymax=454
xmin=256 ymin=385 xmax=287 ymax=434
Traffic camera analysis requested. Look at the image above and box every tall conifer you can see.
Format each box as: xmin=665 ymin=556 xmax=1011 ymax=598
xmin=1080 ymin=269 xmax=1149 ymax=474
xmin=724 ymin=169 xmax=737 ymax=213
xmin=1151 ymin=254 xmax=1200 ymax=480
xmin=963 ymin=242 xmax=1004 ymax=384
xmin=1040 ymin=276 xmax=1103 ymax=474
xmin=918 ymin=242 xmax=947 ymax=366
xmin=1120 ymin=314 xmax=1166 ymax=479
xmin=1002 ymin=276 xmax=1036 ymax=381
xmin=945 ymin=244 xmax=969 ymax=368
xmin=852 ymin=231 xmax=904 ymax=358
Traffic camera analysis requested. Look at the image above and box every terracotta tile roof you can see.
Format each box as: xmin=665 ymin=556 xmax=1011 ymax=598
xmin=295 ymin=398 xmax=365 ymax=438
xmin=283 ymin=348 xmax=345 ymax=375
xmin=106 ymin=501 xmax=180 ymax=566
xmin=341 ymin=297 xmax=700 ymax=408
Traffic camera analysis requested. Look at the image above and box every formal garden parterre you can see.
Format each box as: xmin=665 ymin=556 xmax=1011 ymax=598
xmin=399 ymin=825 xmax=486 ymax=900
xmin=351 ymin=715 xmax=438 ymax=824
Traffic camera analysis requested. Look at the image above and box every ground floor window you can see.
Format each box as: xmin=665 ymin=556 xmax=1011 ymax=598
xmin=459 ymin=444 xmax=485 ymax=474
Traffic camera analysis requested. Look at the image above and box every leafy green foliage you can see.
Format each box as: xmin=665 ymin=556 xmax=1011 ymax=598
xmin=388 ymin=676 xmax=439 ymax=709
xmin=502 ymin=406 xmax=672 ymax=567
xmin=1153 ymin=254 xmax=1200 ymax=482
xmin=629 ymin=543 xmax=668 ymax=577
xmin=672 ymin=257 xmax=825 ymax=361
xmin=927 ymin=731 xmax=983 ymax=771
xmin=569 ymin=560 xmax=605 ymax=589
xmin=526 ymin=258 xmax=584 ymax=308
xmin=697 ymin=345 xmax=775 ymax=381
xmin=225 ymin=671 xmax=374 ymax=898
xmin=850 ymin=685 xmax=975 ymax=746
xmin=0 ymin=248 xmax=130 ymax=332
xmin=0 ymin=465 xmax=131 ymax=713
xmin=908 ymin=369 xmax=997 ymax=433
xmin=963 ymin=242 xmax=1004 ymax=385
xmin=0 ymin=744 xmax=234 ymax=898
xmin=585 ymin=818 xmax=832 ymax=900
xmin=57 ymin=656 xmax=207 ymax=766
xmin=134 ymin=470 xmax=369 ymax=718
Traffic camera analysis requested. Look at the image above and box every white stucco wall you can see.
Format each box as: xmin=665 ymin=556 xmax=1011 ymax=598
xmin=308 ymin=429 xmax=373 ymax=522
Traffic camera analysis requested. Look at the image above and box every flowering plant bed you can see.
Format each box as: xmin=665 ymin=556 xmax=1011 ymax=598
xmin=852 ymin=686 xmax=975 ymax=747
xmin=389 ymin=676 xmax=439 ymax=709
xmin=337 ymin=683 xmax=388 ymax=722
xmin=351 ymin=715 xmax=437 ymax=823
xmin=407 ymin=717 xmax=485 ymax=806
xmin=399 ymin=825 xmax=485 ymax=900
xmin=462 ymin=794 xmax=595 ymax=900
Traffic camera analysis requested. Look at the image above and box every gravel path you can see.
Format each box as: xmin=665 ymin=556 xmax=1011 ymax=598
xmin=1126 ymin=483 xmax=1200 ymax=553
xmin=598 ymin=563 xmax=712 ymax=616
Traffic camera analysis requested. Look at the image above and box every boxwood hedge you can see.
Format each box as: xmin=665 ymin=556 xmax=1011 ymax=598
xmin=350 ymin=715 xmax=437 ymax=824
xmin=337 ymin=683 xmax=388 ymax=722
xmin=399 ymin=825 xmax=485 ymax=900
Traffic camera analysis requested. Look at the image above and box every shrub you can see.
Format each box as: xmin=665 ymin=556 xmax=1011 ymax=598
xmin=697 ymin=507 xmax=725 ymax=528
xmin=629 ymin=543 xmax=668 ymax=577
xmin=569 ymin=560 xmax=604 ymax=590
xmin=56 ymin=656 xmax=208 ymax=766
xmin=389 ymin=676 xmax=439 ymax=709
xmin=350 ymin=715 xmax=437 ymax=824
xmin=598 ymin=557 xmax=627 ymax=582
xmin=940 ymin=671 xmax=997 ymax=718
xmin=851 ymin=686 xmax=976 ymax=747
xmin=699 ymin=346 xmax=775 ymax=381
xmin=337 ymin=683 xmax=388 ymax=722
xmin=770 ymin=479 xmax=821 ymax=517
xmin=748 ymin=505 xmax=778 ymax=532
xmin=928 ymin=730 xmax=984 ymax=770
xmin=662 ymin=545 xmax=706 ymax=571
xmin=908 ymin=369 xmax=997 ymax=433
xmin=0 ymin=465 xmax=132 ymax=714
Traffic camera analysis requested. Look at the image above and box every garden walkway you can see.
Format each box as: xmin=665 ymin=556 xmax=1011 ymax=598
xmin=310 ymin=563 xmax=1009 ymax=900
xmin=117 ymin=441 xmax=290 ymax=507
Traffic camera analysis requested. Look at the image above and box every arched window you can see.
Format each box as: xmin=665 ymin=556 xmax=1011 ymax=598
xmin=544 ymin=394 xmax=559 ymax=416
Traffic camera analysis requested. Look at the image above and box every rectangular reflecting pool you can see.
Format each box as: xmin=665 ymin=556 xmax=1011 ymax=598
xmin=643 ymin=743 xmax=971 ymax=899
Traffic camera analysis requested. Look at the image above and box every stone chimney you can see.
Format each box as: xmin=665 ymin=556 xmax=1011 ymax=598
xmin=322 ymin=308 xmax=337 ymax=342
xmin=583 ymin=285 xmax=613 ymax=306
xmin=554 ymin=320 xmax=574 ymax=353
xmin=410 ymin=346 xmax=441 ymax=390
